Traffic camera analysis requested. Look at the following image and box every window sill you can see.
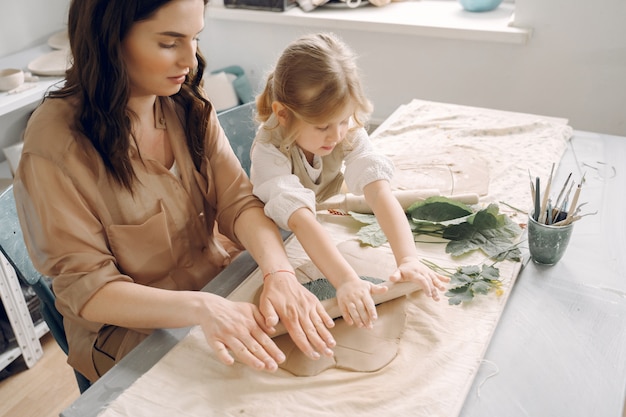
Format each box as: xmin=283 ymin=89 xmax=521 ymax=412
xmin=207 ymin=1 xmax=531 ymax=45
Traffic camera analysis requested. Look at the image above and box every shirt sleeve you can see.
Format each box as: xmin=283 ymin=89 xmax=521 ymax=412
xmin=343 ymin=127 xmax=395 ymax=195
xmin=250 ymin=141 xmax=316 ymax=231
xmin=14 ymin=152 xmax=132 ymax=320
xmin=203 ymin=106 xmax=264 ymax=244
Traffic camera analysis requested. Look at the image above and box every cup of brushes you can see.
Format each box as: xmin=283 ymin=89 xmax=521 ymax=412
xmin=527 ymin=164 xmax=590 ymax=265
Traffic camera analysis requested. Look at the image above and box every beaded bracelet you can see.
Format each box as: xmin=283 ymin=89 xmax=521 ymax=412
xmin=263 ymin=269 xmax=296 ymax=282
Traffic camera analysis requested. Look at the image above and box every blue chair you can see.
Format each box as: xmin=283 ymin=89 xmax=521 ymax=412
xmin=0 ymin=185 xmax=91 ymax=393
xmin=217 ymin=101 xmax=257 ymax=175
xmin=217 ymin=102 xmax=292 ymax=241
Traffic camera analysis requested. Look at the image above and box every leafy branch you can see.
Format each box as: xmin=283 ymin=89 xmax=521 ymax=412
xmin=421 ymin=258 xmax=504 ymax=305
xmin=350 ymin=196 xmax=523 ymax=262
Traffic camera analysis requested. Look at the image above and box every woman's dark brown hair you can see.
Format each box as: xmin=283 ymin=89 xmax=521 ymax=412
xmin=48 ymin=0 xmax=210 ymax=191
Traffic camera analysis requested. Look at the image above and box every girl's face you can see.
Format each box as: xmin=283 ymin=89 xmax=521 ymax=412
xmin=293 ymin=105 xmax=353 ymax=163
xmin=121 ymin=0 xmax=205 ymax=98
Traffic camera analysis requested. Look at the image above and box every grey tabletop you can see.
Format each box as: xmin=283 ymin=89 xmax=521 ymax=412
xmin=61 ymin=130 xmax=626 ymax=417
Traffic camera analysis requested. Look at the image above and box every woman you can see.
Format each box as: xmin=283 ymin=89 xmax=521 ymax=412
xmin=13 ymin=0 xmax=335 ymax=382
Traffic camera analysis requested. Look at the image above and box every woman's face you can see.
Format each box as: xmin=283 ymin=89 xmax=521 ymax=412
xmin=293 ymin=105 xmax=353 ymax=163
xmin=121 ymin=0 xmax=205 ymax=98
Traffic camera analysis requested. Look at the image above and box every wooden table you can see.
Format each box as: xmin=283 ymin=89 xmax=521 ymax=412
xmin=61 ymin=108 xmax=626 ymax=417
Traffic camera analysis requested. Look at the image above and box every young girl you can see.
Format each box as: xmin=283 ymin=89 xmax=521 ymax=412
xmin=250 ymin=32 xmax=448 ymax=330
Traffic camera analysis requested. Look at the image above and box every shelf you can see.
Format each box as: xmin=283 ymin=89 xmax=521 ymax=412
xmin=0 ymin=43 xmax=64 ymax=118
xmin=0 ymin=320 xmax=48 ymax=371
xmin=207 ymin=1 xmax=531 ymax=44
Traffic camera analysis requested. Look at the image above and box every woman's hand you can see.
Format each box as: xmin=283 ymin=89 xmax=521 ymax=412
xmin=335 ymin=279 xmax=388 ymax=329
xmin=196 ymin=293 xmax=286 ymax=372
xmin=388 ymin=257 xmax=450 ymax=301
xmin=259 ymin=271 xmax=336 ymax=360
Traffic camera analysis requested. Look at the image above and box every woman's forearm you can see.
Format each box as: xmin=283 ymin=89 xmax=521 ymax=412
xmin=234 ymin=206 xmax=295 ymax=274
xmin=80 ymin=280 xmax=210 ymax=329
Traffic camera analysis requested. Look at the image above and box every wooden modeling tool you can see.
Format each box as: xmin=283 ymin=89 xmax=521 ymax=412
xmin=270 ymin=279 xmax=422 ymax=338
xmin=538 ymin=163 xmax=555 ymax=224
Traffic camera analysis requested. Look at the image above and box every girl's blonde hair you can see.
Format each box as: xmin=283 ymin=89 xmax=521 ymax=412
xmin=256 ymin=32 xmax=373 ymax=152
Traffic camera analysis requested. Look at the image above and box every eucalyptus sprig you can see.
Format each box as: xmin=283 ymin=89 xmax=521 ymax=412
xmin=421 ymin=259 xmax=503 ymax=305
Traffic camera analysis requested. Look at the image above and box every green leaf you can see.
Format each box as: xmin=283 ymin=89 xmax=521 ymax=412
xmin=471 ymin=280 xmax=492 ymax=295
xmin=442 ymin=204 xmax=522 ymax=259
xmin=480 ymin=265 xmax=500 ymax=280
xmin=408 ymin=196 xmax=474 ymax=224
xmin=356 ymin=222 xmax=388 ymax=247
xmin=457 ymin=265 xmax=481 ymax=276
xmin=348 ymin=211 xmax=378 ymax=225
xmin=445 ymin=286 xmax=474 ymax=305
xmin=449 ymin=272 xmax=473 ymax=289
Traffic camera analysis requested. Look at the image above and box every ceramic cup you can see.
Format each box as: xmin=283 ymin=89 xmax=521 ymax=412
xmin=0 ymin=68 xmax=25 ymax=91
xmin=458 ymin=0 xmax=503 ymax=12
xmin=527 ymin=213 xmax=574 ymax=265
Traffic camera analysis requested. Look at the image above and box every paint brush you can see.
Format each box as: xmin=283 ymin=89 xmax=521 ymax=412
xmin=546 ymin=199 xmax=553 ymax=225
xmin=534 ymin=176 xmax=541 ymax=221
xmin=538 ymin=163 xmax=555 ymax=224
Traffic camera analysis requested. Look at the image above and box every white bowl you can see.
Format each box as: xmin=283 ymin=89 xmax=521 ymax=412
xmin=0 ymin=68 xmax=25 ymax=91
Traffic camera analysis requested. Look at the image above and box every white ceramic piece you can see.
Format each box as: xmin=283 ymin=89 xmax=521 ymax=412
xmin=0 ymin=68 xmax=25 ymax=91
xmin=48 ymin=29 xmax=70 ymax=50
xmin=27 ymin=50 xmax=72 ymax=76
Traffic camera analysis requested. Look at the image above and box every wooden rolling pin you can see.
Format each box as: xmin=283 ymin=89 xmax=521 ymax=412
xmin=316 ymin=189 xmax=479 ymax=214
xmin=270 ymin=280 xmax=422 ymax=338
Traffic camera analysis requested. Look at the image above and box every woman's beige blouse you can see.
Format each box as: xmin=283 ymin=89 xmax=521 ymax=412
xmin=13 ymin=96 xmax=263 ymax=380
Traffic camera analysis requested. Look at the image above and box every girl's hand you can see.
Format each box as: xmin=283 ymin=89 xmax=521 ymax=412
xmin=259 ymin=271 xmax=336 ymax=360
xmin=389 ymin=257 xmax=450 ymax=301
xmin=197 ymin=294 xmax=286 ymax=372
xmin=335 ymin=279 xmax=388 ymax=329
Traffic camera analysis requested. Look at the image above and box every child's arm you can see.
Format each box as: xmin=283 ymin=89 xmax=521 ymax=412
xmin=288 ymin=207 xmax=387 ymax=328
xmin=363 ymin=180 xmax=449 ymax=301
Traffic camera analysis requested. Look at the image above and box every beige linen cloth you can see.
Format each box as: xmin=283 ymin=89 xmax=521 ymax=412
xmin=98 ymin=99 xmax=572 ymax=417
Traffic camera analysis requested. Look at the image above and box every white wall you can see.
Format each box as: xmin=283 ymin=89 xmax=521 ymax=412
xmin=1 ymin=0 xmax=624 ymax=138
xmin=202 ymin=0 xmax=626 ymax=136
xmin=0 ymin=0 xmax=69 ymax=57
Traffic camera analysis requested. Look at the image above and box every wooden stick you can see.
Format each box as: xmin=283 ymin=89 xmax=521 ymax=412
xmin=538 ymin=163 xmax=555 ymax=224
xmin=551 ymin=172 xmax=572 ymax=222
xmin=270 ymin=280 xmax=422 ymax=338
xmin=565 ymin=182 xmax=582 ymax=222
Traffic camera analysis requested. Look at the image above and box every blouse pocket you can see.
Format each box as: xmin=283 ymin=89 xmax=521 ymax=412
xmin=107 ymin=203 xmax=175 ymax=284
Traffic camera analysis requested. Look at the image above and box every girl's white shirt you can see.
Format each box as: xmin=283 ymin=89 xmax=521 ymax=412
xmin=250 ymin=120 xmax=394 ymax=231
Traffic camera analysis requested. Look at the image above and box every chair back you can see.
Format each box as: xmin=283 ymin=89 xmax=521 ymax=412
xmin=217 ymin=101 xmax=257 ymax=175
xmin=0 ymin=185 xmax=91 ymax=393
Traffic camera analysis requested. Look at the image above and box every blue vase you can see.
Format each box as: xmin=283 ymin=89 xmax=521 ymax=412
xmin=459 ymin=0 xmax=503 ymax=12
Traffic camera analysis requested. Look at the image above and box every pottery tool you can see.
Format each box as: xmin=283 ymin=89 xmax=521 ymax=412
xmin=538 ymin=163 xmax=555 ymax=224
xmin=546 ymin=199 xmax=553 ymax=225
xmin=534 ymin=176 xmax=541 ymax=221
xmin=565 ymin=182 xmax=582 ymax=223
xmin=554 ymin=178 xmax=575 ymax=223
xmin=550 ymin=172 xmax=572 ymax=223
